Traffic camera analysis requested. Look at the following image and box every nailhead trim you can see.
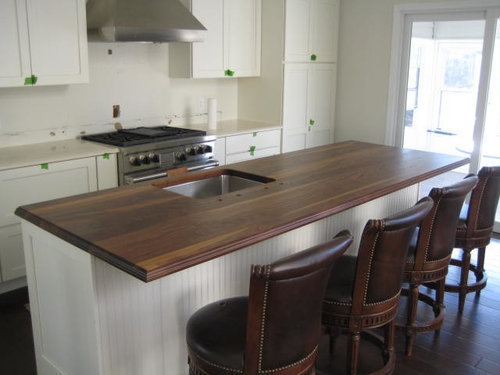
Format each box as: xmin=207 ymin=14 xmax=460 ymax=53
xmin=424 ymin=197 xmax=442 ymax=262
xmin=258 ymin=265 xmax=271 ymax=372
xmin=363 ymin=232 xmax=380 ymax=305
xmin=259 ymin=346 xmax=317 ymax=374
xmin=364 ymin=290 xmax=400 ymax=306
xmin=188 ymin=350 xmax=243 ymax=374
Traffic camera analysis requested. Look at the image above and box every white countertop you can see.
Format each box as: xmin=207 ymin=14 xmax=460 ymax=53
xmin=0 ymin=139 xmax=119 ymax=171
xmin=183 ymin=119 xmax=282 ymax=137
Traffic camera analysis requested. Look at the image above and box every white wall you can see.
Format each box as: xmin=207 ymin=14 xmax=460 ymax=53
xmin=0 ymin=43 xmax=238 ymax=147
xmin=334 ymin=0 xmax=459 ymax=144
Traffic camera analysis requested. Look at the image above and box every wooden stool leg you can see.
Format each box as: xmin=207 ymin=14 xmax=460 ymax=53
xmin=347 ymin=331 xmax=360 ymax=375
xmin=459 ymin=250 xmax=471 ymax=313
xmin=434 ymin=279 xmax=445 ymax=334
xmin=384 ymin=319 xmax=395 ymax=357
xmin=405 ymin=283 xmax=419 ymax=356
xmin=476 ymin=247 xmax=486 ymax=296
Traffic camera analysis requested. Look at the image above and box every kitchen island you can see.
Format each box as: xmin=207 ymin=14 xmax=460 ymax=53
xmin=16 ymin=141 xmax=468 ymax=375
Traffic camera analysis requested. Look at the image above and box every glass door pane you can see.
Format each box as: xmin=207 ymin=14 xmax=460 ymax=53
xmin=402 ymin=20 xmax=486 ymax=196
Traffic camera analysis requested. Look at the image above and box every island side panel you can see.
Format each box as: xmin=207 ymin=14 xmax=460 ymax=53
xmin=93 ymin=185 xmax=418 ymax=375
xmin=21 ymin=220 xmax=103 ymax=375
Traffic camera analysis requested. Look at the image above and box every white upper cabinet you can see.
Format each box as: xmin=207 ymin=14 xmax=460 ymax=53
xmin=0 ymin=0 xmax=89 ymax=87
xmin=170 ymin=0 xmax=261 ymax=78
xmin=284 ymin=0 xmax=339 ymax=63
xmin=282 ymin=63 xmax=336 ymax=152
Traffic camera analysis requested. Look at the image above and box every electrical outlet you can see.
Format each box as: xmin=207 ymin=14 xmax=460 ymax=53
xmin=199 ymin=98 xmax=206 ymax=112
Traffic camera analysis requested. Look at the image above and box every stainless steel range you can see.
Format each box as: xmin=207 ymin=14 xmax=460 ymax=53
xmin=82 ymin=126 xmax=217 ymax=185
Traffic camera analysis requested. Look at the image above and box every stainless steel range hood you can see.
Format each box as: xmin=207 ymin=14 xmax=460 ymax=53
xmin=86 ymin=0 xmax=207 ymax=43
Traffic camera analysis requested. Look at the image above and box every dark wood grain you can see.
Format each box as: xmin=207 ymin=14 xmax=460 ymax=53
xmin=15 ymin=141 xmax=469 ymax=282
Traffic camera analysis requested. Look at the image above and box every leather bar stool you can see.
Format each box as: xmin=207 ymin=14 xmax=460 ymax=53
xmin=186 ymin=232 xmax=353 ymax=375
xmin=402 ymin=175 xmax=478 ymax=356
xmin=322 ymin=198 xmax=433 ymax=375
xmin=446 ymin=166 xmax=500 ymax=313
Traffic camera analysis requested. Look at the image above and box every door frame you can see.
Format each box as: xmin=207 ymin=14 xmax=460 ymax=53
xmin=385 ymin=0 xmax=500 ymax=151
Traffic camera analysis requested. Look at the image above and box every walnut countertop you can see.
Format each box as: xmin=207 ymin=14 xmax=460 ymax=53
xmin=15 ymin=141 xmax=469 ymax=282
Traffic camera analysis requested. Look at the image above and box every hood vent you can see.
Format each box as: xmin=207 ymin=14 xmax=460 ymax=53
xmin=86 ymin=0 xmax=207 ymax=43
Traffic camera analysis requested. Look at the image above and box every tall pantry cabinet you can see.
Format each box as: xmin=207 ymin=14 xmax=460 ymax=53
xmin=238 ymin=0 xmax=339 ymax=153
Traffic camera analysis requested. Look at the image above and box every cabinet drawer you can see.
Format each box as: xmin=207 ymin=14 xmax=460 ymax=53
xmin=226 ymin=146 xmax=280 ymax=164
xmin=226 ymin=130 xmax=281 ymax=155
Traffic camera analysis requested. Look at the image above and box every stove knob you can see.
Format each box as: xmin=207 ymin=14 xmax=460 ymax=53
xmin=149 ymin=153 xmax=159 ymax=163
xmin=196 ymin=146 xmax=204 ymax=154
xmin=139 ymin=154 xmax=150 ymax=164
xmin=186 ymin=147 xmax=196 ymax=156
xmin=201 ymin=145 xmax=212 ymax=153
xmin=129 ymin=156 xmax=141 ymax=166
xmin=176 ymin=152 xmax=187 ymax=161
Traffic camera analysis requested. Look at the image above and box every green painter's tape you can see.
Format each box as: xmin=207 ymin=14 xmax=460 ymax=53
xmin=309 ymin=119 xmax=315 ymax=125
xmin=253 ymin=132 xmax=257 ymax=137
xmin=310 ymin=54 xmax=317 ymax=61
xmin=103 ymin=153 xmax=110 ymax=160
xmin=32 ymin=75 xmax=38 ymax=84
xmin=24 ymin=75 xmax=38 ymax=85
xmin=249 ymin=146 xmax=256 ymax=156
xmin=41 ymin=163 xmax=49 ymax=170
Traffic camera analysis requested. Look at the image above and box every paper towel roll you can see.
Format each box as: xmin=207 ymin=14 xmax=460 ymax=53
xmin=208 ymin=98 xmax=217 ymax=130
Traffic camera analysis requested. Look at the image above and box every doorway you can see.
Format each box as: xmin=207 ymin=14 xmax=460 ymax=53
xmin=387 ymin=2 xmax=500 ymax=232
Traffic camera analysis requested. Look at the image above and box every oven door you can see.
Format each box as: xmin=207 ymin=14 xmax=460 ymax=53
xmin=122 ymin=160 xmax=219 ymax=185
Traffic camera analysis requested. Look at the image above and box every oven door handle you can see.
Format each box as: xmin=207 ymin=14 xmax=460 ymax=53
xmin=125 ymin=171 xmax=168 ymax=184
xmin=186 ymin=161 xmax=220 ymax=172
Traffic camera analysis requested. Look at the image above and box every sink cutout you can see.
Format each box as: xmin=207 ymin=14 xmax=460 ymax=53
xmin=154 ymin=169 xmax=275 ymax=199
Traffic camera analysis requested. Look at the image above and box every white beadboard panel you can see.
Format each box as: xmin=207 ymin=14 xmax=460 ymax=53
xmin=93 ymin=185 xmax=418 ymax=375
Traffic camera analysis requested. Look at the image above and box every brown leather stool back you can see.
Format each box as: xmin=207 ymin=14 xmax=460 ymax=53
xmin=402 ymin=175 xmax=478 ymax=356
xmin=244 ymin=234 xmax=353 ymax=374
xmin=459 ymin=166 xmax=500 ymax=246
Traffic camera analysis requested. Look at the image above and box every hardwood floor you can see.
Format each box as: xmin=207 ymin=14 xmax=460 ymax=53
xmin=1 ymin=236 xmax=499 ymax=374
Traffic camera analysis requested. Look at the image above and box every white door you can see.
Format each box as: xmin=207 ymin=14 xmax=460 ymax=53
xmin=0 ymin=0 xmax=31 ymax=87
xmin=192 ymin=0 xmax=225 ymax=78
xmin=310 ymin=0 xmax=339 ymax=62
xmin=284 ymin=0 xmax=313 ymax=62
xmin=307 ymin=63 xmax=336 ymax=148
xmin=283 ymin=64 xmax=309 ymax=152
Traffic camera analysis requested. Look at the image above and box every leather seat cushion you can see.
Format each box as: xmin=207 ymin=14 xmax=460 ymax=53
xmin=405 ymin=229 xmax=419 ymax=267
xmin=186 ymin=296 xmax=247 ymax=372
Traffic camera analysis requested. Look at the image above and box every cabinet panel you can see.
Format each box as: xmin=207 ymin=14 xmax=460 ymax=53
xmin=283 ymin=64 xmax=309 ymax=152
xmin=226 ymin=130 xmax=281 ymax=154
xmin=27 ymin=0 xmax=88 ymax=84
xmin=215 ymin=137 xmax=226 ymax=166
xmin=0 ymin=224 xmax=24 ymax=281
xmin=192 ymin=0 xmax=225 ymax=78
xmin=311 ymin=0 xmax=339 ymax=62
xmin=308 ymin=64 xmax=335 ymax=145
xmin=96 ymin=153 xmax=118 ymax=190
xmin=284 ymin=0 xmax=312 ymax=62
xmin=0 ymin=158 xmax=98 ymax=227
xmin=0 ymin=0 xmax=31 ymax=86
xmin=226 ymin=0 xmax=261 ymax=77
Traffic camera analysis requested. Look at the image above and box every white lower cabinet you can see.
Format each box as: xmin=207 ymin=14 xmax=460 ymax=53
xmin=282 ymin=63 xmax=336 ymax=152
xmin=0 ymin=155 xmax=117 ymax=282
xmin=221 ymin=129 xmax=281 ymax=165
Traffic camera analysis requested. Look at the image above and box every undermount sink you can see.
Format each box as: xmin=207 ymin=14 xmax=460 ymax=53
xmin=160 ymin=169 xmax=275 ymax=199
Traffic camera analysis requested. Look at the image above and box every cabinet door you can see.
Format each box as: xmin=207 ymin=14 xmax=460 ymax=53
xmin=26 ymin=0 xmax=88 ymax=85
xmin=282 ymin=64 xmax=309 ymax=152
xmin=310 ymin=0 xmax=339 ymax=63
xmin=192 ymin=0 xmax=225 ymax=78
xmin=215 ymin=137 xmax=226 ymax=166
xmin=0 ymin=0 xmax=31 ymax=87
xmin=0 ymin=224 xmax=24 ymax=281
xmin=0 ymin=158 xmax=98 ymax=228
xmin=307 ymin=63 xmax=335 ymax=148
xmin=284 ymin=0 xmax=313 ymax=62
xmin=226 ymin=0 xmax=261 ymax=77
